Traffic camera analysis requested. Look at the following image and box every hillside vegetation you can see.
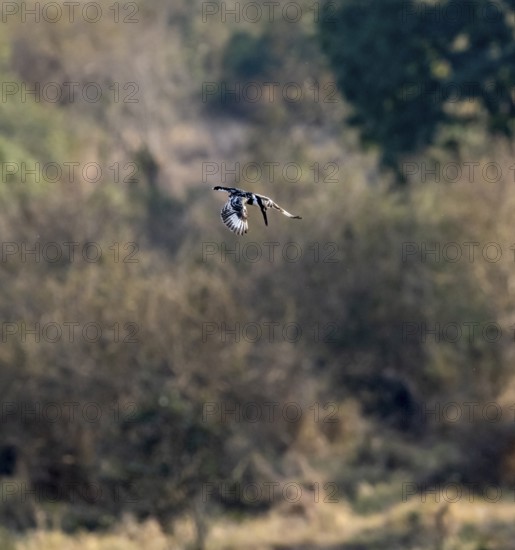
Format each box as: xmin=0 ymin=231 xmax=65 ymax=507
xmin=2 ymin=1 xmax=515 ymax=548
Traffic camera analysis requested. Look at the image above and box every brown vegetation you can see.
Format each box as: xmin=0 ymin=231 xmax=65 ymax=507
xmin=1 ymin=1 xmax=515 ymax=548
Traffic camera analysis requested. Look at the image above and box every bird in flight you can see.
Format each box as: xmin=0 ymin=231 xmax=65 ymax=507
xmin=213 ymin=186 xmax=302 ymax=235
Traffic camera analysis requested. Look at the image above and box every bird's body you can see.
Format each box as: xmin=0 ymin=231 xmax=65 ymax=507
xmin=213 ymin=186 xmax=302 ymax=235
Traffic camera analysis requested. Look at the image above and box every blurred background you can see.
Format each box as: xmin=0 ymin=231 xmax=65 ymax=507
xmin=2 ymin=0 xmax=515 ymax=548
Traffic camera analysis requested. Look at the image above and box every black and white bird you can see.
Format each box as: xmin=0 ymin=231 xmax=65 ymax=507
xmin=213 ymin=186 xmax=302 ymax=235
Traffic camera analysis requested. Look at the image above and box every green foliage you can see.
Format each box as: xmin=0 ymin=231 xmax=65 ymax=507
xmin=319 ymin=0 xmax=515 ymax=175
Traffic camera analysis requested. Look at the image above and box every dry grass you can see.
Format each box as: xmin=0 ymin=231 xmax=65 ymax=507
xmin=5 ymin=492 xmax=515 ymax=550
xmin=13 ymin=519 xmax=173 ymax=550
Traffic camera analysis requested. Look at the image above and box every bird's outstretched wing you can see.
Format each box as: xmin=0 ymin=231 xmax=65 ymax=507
xmin=213 ymin=186 xmax=246 ymax=196
xmin=220 ymin=196 xmax=248 ymax=235
xmin=254 ymin=193 xmax=302 ymax=220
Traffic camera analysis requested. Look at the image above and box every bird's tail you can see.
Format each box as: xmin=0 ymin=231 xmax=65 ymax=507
xmin=277 ymin=205 xmax=302 ymax=219
xmin=266 ymin=200 xmax=302 ymax=219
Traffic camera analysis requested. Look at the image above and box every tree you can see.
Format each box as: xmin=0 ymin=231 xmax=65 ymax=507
xmin=319 ymin=0 xmax=515 ymax=178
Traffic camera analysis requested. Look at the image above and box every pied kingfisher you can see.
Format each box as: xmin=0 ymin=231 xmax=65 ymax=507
xmin=213 ymin=186 xmax=302 ymax=235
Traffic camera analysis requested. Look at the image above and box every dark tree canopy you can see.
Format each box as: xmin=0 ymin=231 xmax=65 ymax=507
xmin=319 ymin=0 xmax=515 ymax=172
